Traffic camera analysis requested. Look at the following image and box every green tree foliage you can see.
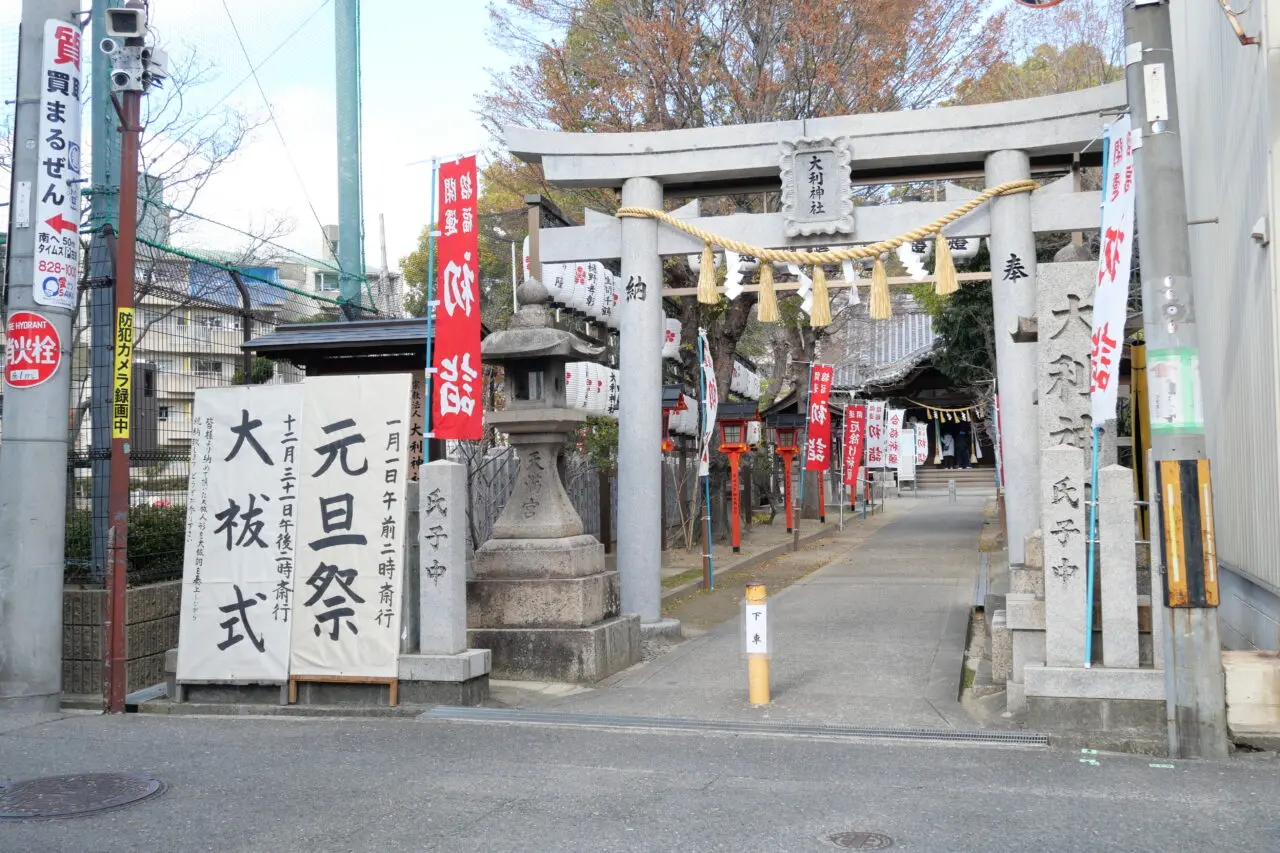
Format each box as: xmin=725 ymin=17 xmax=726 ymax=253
xmin=911 ymin=242 xmax=995 ymax=387
xmin=231 ymin=356 xmax=275 ymax=385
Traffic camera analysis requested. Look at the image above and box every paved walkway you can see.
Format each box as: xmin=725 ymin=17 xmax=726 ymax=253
xmin=536 ymin=495 xmax=986 ymax=728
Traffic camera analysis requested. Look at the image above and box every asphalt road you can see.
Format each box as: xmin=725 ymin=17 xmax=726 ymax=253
xmin=2 ymin=713 xmax=1277 ymax=852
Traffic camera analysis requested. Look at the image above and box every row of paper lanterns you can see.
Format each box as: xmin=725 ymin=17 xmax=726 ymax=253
xmin=541 ymin=262 xmax=621 ymax=329
xmin=564 ymin=362 xmax=620 ymax=415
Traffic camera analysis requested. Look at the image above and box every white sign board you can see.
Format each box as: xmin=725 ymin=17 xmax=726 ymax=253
xmin=290 ymin=374 xmax=413 ymax=679
xmin=34 ymin=20 xmax=84 ymax=310
xmin=177 ymin=385 xmax=304 ymax=683
xmin=897 ymin=427 xmax=917 ymax=482
xmin=744 ymin=604 xmax=769 ymax=654
xmin=915 ymin=422 xmax=929 ymax=465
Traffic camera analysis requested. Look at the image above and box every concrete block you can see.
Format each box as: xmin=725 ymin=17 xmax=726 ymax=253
xmin=1005 ymin=594 xmax=1044 ymax=631
xmin=1024 ymin=530 xmax=1044 ymax=571
xmin=1098 ymin=464 xmax=1139 ymax=668
xmin=1012 ymin=628 xmax=1046 ymax=681
xmin=398 ymin=677 xmax=489 ymax=706
xmin=1009 ymin=564 xmax=1045 ymax=597
xmin=1026 ymin=695 xmax=1166 ymax=753
xmin=468 ymin=571 xmax=621 ymax=629
xmin=1007 ymin=679 xmax=1027 ymax=714
xmin=473 ymin=535 xmax=605 ymax=580
xmin=399 ymin=649 xmax=492 ymax=683
xmin=1023 ymin=664 xmax=1165 ymax=701
xmin=469 ymin=614 xmax=641 ymax=683
xmin=1223 ymin=651 xmax=1280 ymax=728
xmin=991 ymin=610 xmax=1012 ymax=685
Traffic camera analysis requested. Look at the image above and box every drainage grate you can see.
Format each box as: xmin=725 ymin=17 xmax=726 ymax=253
xmin=423 ymin=706 xmax=1049 ymax=746
xmin=829 ymin=831 xmax=895 ymax=849
xmin=0 ymin=773 xmax=165 ymax=821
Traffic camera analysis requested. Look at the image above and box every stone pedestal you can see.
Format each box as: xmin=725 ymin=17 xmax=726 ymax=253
xmin=1098 ymin=464 xmax=1140 ymax=668
xmin=1041 ymin=445 xmax=1088 ymax=667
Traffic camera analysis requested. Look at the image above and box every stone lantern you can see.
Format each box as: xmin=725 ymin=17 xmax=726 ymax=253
xmin=468 ymin=275 xmax=640 ymax=682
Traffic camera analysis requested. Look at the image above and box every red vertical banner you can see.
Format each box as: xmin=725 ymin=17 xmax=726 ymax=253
xmin=804 ymin=364 xmax=834 ymax=472
xmin=431 ymin=156 xmax=483 ymax=439
xmin=842 ymin=405 xmax=866 ymax=487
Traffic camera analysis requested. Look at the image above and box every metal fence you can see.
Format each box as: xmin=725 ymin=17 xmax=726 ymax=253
xmin=59 ymin=236 xmax=379 ymax=586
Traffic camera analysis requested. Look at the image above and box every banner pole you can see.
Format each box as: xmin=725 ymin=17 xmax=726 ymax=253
xmin=698 ymin=331 xmax=715 ymax=590
xmin=1084 ymin=426 xmax=1102 ymax=667
xmin=424 ymin=158 xmax=439 ymax=454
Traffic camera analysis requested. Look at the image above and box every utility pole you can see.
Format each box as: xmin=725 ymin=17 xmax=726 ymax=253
xmin=1123 ymin=0 xmax=1229 ymax=759
xmin=89 ymin=0 xmax=123 ymax=587
xmin=0 ymin=0 xmax=84 ymax=713
xmin=335 ymin=0 xmax=365 ymax=319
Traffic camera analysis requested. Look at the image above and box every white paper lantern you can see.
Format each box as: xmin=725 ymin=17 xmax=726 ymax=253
xmin=662 ymin=318 xmax=682 ymax=360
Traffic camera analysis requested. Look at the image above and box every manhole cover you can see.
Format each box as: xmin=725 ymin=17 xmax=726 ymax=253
xmin=829 ymin=831 xmax=895 ymax=849
xmin=0 ymin=773 xmax=165 ymax=821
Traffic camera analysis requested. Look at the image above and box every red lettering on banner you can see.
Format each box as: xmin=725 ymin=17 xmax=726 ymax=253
xmin=1090 ymin=323 xmax=1119 ymax=393
xmin=431 ymin=157 xmax=483 ymax=439
xmin=1099 ymin=226 xmax=1126 ymax=286
xmin=842 ymin=405 xmax=866 ymax=487
xmin=54 ymin=26 xmax=81 ymax=70
xmin=805 ymin=365 xmax=835 ymax=471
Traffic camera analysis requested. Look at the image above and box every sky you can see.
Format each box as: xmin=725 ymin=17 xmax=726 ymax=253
xmin=2 ymin=1 xmax=1089 ymax=273
xmin=2 ymin=0 xmax=509 ymax=271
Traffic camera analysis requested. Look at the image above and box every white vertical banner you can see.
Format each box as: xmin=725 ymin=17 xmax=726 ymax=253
xmin=33 ymin=20 xmax=84 ymax=309
xmin=886 ymin=408 xmax=904 ymax=468
xmin=866 ymin=400 xmax=886 ymax=467
xmin=291 ymin=374 xmax=413 ymax=679
xmin=897 ymin=427 xmax=917 ymax=481
xmin=698 ymin=328 xmax=718 ymax=476
xmin=177 ymin=385 xmax=304 ymax=683
xmin=915 ymin=422 xmax=929 ymax=465
xmin=1090 ymin=115 xmax=1136 ymax=424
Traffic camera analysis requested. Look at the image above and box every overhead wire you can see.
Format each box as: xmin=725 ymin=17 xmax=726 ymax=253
xmin=218 ymin=0 xmax=332 ymax=264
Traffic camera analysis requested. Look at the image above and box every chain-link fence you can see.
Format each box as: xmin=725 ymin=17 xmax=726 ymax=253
xmin=58 ymin=235 xmax=381 ymax=587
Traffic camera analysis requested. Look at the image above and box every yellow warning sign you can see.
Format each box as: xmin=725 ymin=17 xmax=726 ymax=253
xmin=112 ymin=308 xmax=134 ymax=439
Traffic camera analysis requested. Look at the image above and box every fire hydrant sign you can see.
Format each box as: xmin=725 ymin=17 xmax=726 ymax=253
xmin=34 ymin=20 xmax=84 ymax=310
xmin=4 ymin=311 xmax=61 ymax=388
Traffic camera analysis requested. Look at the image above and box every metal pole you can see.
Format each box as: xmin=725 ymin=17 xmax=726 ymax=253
xmin=106 ymin=87 xmax=142 ymax=714
xmin=510 ymin=238 xmax=519 ymax=315
xmin=0 ymin=0 xmax=83 ymax=713
xmin=1124 ymin=0 xmax=1228 ymax=760
xmin=424 ymin=160 xmax=446 ymax=463
xmin=698 ymin=331 xmax=715 ymax=590
xmin=89 ymin=1 xmax=123 ymax=588
xmin=335 ymin=0 xmax=365 ymax=318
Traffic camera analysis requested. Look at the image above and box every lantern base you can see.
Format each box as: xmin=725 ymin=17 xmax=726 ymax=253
xmin=468 ymin=615 xmax=641 ymax=683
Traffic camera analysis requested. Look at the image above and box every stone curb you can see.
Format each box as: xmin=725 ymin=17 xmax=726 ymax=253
xmin=660 ymin=523 xmax=840 ymax=606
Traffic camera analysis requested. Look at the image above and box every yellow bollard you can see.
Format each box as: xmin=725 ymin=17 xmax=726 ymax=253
xmin=745 ymin=582 xmax=770 ymax=705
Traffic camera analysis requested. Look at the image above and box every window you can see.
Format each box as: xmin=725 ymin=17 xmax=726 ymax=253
xmin=199 ymin=316 xmax=225 ymax=329
xmin=315 ymin=272 xmax=339 ymax=292
xmin=193 ymin=360 xmax=223 ymax=376
xmin=158 ymin=405 xmax=170 ymax=422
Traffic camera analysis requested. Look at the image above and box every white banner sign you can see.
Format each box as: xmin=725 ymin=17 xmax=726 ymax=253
xmin=1090 ymin=115 xmax=1136 ymax=424
xmin=290 ymin=374 xmax=412 ymax=679
xmin=698 ymin=328 xmax=718 ymax=476
xmin=177 ymin=385 xmax=304 ymax=683
xmin=886 ymin=408 xmax=904 ymax=467
xmin=33 ymin=20 xmax=84 ymax=310
xmin=865 ymin=400 xmax=886 ymax=468
xmin=897 ymin=427 xmax=917 ymax=482
xmin=915 ymin=422 xmax=929 ymax=465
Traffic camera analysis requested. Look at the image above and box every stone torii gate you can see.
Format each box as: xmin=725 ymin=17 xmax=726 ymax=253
xmin=505 ymin=83 xmax=1126 ymax=635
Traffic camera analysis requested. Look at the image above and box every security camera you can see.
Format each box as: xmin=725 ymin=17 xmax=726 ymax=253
xmin=111 ymin=69 xmax=138 ymax=92
xmin=100 ymin=37 xmax=119 ymax=55
xmin=105 ymin=7 xmax=146 ymax=38
xmin=142 ymin=46 xmax=169 ymax=80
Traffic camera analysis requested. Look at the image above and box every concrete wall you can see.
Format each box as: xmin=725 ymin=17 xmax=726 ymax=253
xmin=63 ymin=581 xmax=181 ymax=695
xmin=1172 ymin=0 xmax=1280 ymax=635
xmin=1219 ymin=567 xmax=1280 ymax=651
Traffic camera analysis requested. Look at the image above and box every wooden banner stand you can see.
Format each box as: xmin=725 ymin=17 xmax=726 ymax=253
xmin=288 ymin=675 xmax=400 ymax=707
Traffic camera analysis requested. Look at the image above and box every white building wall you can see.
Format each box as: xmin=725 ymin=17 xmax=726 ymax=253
xmin=1172 ymin=0 xmax=1280 ymax=648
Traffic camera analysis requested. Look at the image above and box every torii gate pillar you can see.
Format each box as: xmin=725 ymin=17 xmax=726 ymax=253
xmin=986 ymin=149 xmax=1041 ymax=564
xmin=617 ymin=177 xmax=676 ymax=638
